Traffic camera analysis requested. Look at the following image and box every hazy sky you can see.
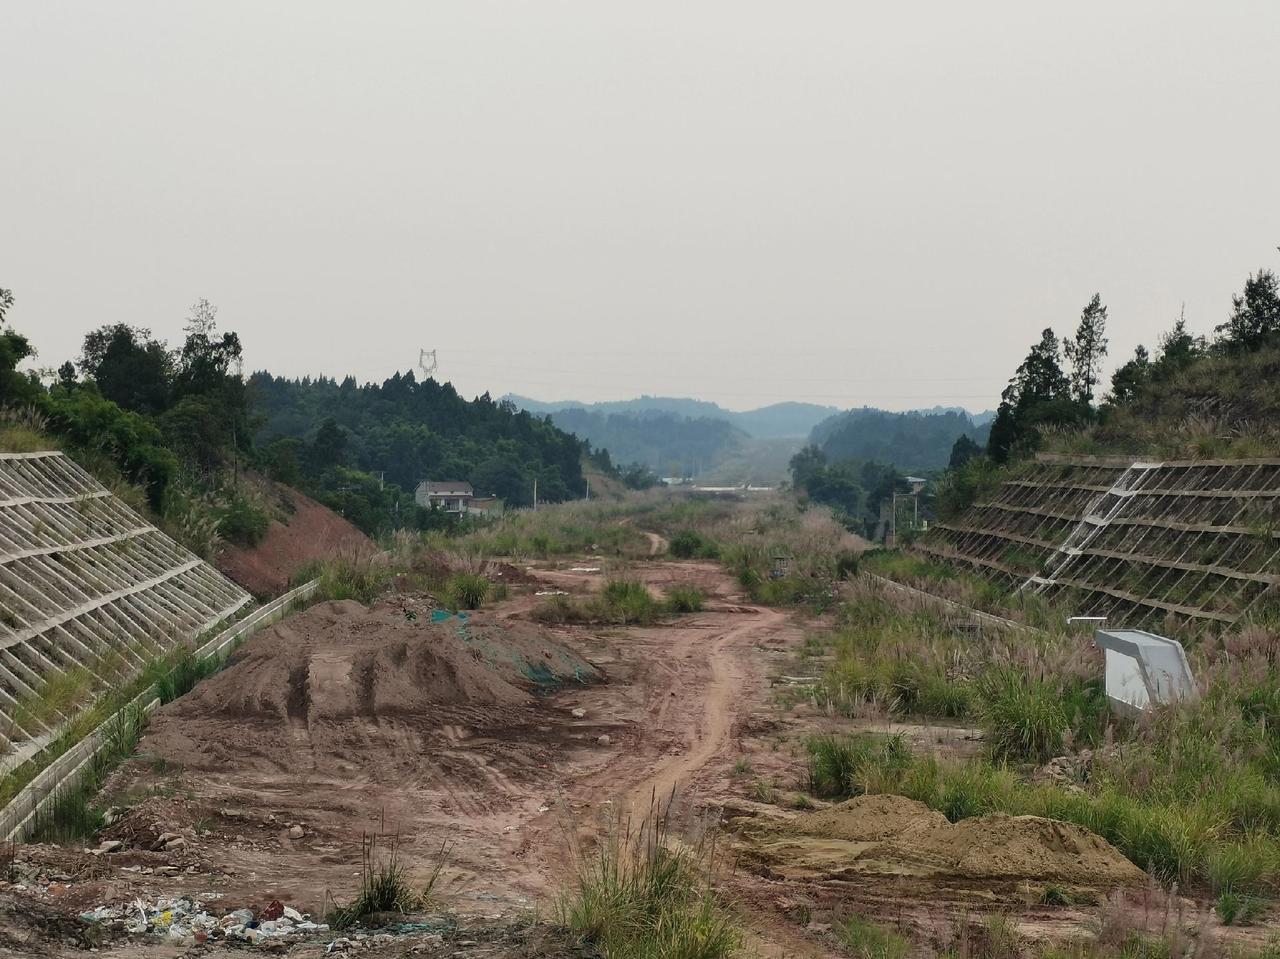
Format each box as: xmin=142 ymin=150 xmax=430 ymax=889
xmin=4 ymin=2 xmax=1278 ymax=412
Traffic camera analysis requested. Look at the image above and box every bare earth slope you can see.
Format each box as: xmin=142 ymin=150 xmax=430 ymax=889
xmin=216 ymin=485 xmax=374 ymax=597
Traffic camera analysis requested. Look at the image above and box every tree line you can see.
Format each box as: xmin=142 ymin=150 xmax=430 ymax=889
xmin=986 ymin=259 xmax=1280 ymax=464
xmin=0 ymin=289 xmax=622 ymax=542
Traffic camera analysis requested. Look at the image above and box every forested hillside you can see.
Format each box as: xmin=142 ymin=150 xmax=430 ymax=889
xmin=251 ymin=372 xmax=589 ymax=508
xmin=0 ymin=288 xmax=602 ymax=545
xmin=810 ymin=408 xmax=991 ymax=471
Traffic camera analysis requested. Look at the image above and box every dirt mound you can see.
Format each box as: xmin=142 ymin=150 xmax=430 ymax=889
xmin=742 ymin=794 xmax=1144 ymax=892
xmin=216 ymin=485 xmax=374 ymax=597
xmin=139 ymin=598 xmax=600 ymax=779
xmin=929 ymin=813 xmax=1142 ymax=884
xmin=790 ymin=794 xmax=949 ymax=842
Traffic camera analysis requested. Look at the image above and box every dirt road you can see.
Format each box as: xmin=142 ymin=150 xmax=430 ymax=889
xmin=54 ymin=556 xmax=800 ymax=933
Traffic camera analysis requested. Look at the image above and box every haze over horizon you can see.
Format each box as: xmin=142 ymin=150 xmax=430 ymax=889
xmin=4 ymin=2 xmax=1278 ymax=413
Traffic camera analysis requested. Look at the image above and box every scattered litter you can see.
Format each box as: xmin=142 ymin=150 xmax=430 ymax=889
xmin=568 ymin=567 xmax=601 ymax=573
xmin=570 ymin=707 xmax=587 ymax=718
xmin=80 ymin=895 xmax=328 ymax=945
xmin=535 ymin=590 xmax=568 ymax=596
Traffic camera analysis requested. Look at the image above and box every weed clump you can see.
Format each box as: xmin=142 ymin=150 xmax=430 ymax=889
xmin=837 ymin=914 xmax=909 ymax=959
xmin=444 ymin=572 xmax=491 ymax=610
xmin=976 ymin=668 xmax=1070 ymax=763
xmin=664 ymin=586 xmax=706 ymax=614
xmin=558 ymin=802 xmax=739 ymax=959
xmin=327 ymin=834 xmax=437 ymax=930
xmin=296 ymin=556 xmax=392 ymax=605
xmin=668 ymin=529 xmax=719 ymax=560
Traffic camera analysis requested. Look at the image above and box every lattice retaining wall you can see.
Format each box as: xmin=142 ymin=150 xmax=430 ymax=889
xmin=0 ymin=452 xmax=251 ymax=767
xmin=924 ymin=454 xmax=1280 ymax=627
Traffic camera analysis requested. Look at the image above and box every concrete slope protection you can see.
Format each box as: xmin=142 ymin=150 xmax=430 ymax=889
xmin=927 ymin=453 xmax=1280 ymax=627
xmin=0 ymin=451 xmax=251 ymax=771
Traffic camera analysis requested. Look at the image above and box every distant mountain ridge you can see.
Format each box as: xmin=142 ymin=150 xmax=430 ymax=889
xmin=505 ymin=394 xmax=839 ymax=439
xmin=504 ymin=394 xmax=995 ymax=480
xmin=810 ymin=407 xmax=993 ymax=471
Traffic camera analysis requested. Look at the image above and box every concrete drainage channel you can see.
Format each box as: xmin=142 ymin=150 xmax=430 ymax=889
xmin=0 ymin=579 xmax=319 ymax=843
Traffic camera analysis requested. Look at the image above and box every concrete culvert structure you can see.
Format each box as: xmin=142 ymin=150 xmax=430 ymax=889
xmin=1095 ymin=628 xmax=1196 ymax=715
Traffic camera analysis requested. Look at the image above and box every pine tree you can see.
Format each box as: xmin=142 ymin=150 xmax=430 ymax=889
xmin=988 ymin=328 xmax=1070 ymax=463
xmin=1107 ymin=345 xmax=1150 ymax=404
xmin=1064 ymin=293 xmax=1109 ymax=406
xmin=1216 ymin=269 xmax=1280 ymax=352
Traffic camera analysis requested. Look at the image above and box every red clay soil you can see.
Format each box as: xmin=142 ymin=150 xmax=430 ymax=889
xmin=216 ymin=486 xmax=374 ymax=598
xmin=140 ymin=597 xmax=601 ymax=781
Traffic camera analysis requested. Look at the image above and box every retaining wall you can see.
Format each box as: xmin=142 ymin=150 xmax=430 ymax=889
xmin=0 ymin=578 xmax=318 ymax=843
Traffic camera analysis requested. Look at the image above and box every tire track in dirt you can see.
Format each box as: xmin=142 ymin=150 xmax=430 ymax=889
xmin=618 ymin=606 xmax=782 ymax=816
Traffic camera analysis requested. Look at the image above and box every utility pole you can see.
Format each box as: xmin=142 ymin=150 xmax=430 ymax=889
xmin=585 ymin=476 xmax=590 ymax=501
xmin=533 ymin=476 xmax=538 ymax=512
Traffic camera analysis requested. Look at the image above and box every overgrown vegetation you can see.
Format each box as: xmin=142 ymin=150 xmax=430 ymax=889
xmin=28 ymin=704 xmax=146 ymax=843
xmin=799 ymin=576 xmax=1280 ymax=900
xmin=668 ymin=528 xmax=720 ymax=560
xmin=558 ymin=803 xmax=740 ymax=959
xmin=444 ymin=572 xmax=491 ymax=610
xmin=297 ymin=556 xmax=396 ymax=605
xmin=533 ymin=578 xmax=675 ymax=626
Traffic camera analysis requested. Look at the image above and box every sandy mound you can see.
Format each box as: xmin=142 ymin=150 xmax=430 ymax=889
xmin=217 ymin=485 xmax=374 ymax=598
xmin=140 ymin=598 xmax=600 ymax=779
xmin=743 ymin=794 xmax=1144 ymax=891
xmin=928 ymin=813 xmax=1141 ymax=884
xmin=790 ymin=795 xmax=949 ymax=843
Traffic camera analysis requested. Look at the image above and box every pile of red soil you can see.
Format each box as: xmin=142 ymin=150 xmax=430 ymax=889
xmin=139 ymin=599 xmax=600 ymax=781
xmin=216 ymin=486 xmax=374 ymax=598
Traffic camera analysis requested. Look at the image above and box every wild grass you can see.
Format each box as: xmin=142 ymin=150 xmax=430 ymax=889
xmin=803 ymin=731 xmax=1280 ymax=896
xmin=805 ymin=577 xmax=1280 ymax=896
xmin=297 ymin=554 xmax=394 ymax=605
xmin=837 ymin=913 xmax=910 ymax=959
xmin=976 ymin=668 xmax=1072 ymax=763
xmin=28 ymin=704 xmax=146 ymax=843
xmin=557 ymin=801 xmax=740 ymax=959
xmin=668 ymin=529 xmax=720 ymax=560
xmin=443 ymin=572 xmax=491 ymax=610
xmin=0 ymin=407 xmax=57 ymax=453
xmin=327 ymin=834 xmax=421 ymax=929
xmin=664 ymin=585 xmax=706 ymax=613
xmin=437 ymin=499 xmax=654 ymax=560
xmin=533 ymin=578 xmax=702 ymax=625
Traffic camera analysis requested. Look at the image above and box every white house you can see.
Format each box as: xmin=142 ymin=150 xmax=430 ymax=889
xmin=415 ymin=481 xmax=474 ymax=514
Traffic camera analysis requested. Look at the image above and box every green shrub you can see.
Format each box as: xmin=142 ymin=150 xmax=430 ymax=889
xmin=669 ymin=529 xmax=719 ymax=560
xmin=444 ymin=572 xmax=491 ymax=610
xmin=213 ymin=487 xmax=272 ymax=547
xmin=664 ymin=586 xmax=705 ymax=614
xmin=1216 ymin=890 xmax=1269 ymax=926
xmin=601 ymin=579 xmax=662 ymax=625
xmin=807 ymin=734 xmax=874 ymax=799
xmin=914 ymin=668 xmax=972 ymax=718
xmin=976 ymin=668 xmax=1069 ymax=763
